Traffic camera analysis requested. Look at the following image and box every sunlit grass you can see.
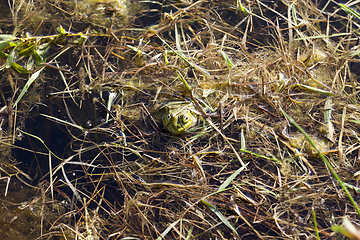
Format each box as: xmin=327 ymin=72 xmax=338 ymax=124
xmin=1 ymin=0 xmax=360 ymax=239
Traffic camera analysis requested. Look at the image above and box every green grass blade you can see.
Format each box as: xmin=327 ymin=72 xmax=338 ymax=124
xmin=332 ymin=224 xmax=353 ymax=238
xmin=324 ymin=97 xmax=333 ymax=139
xmin=155 ymin=32 xmax=190 ymax=64
xmin=201 ymin=200 xmax=239 ymax=236
xmin=343 ymin=182 xmax=360 ymax=193
xmin=13 ymin=67 xmax=44 ymax=108
xmin=18 ymin=129 xmax=62 ymax=160
xmin=40 ymin=113 xmax=84 ymax=131
xmin=176 ymin=70 xmax=191 ymax=91
xmin=292 ymin=83 xmax=334 ymax=96
xmin=339 ymin=4 xmax=360 ymax=21
xmin=4 ymin=177 xmax=10 ymax=197
xmin=221 ymin=50 xmax=234 ymax=68
xmin=156 ymin=219 xmax=180 ymax=240
xmin=48 ymin=151 xmax=54 ymax=201
xmin=242 ymin=180 xmax=279 ymax=198
xmin=312 ymin=208 xmax=320 ymax=240
xmin=239 ymin=148 xmax=280 ymax=163
xmin=350 ymin=50 xmax=360 ymax=57
xmin=56 ymin=62 xmax=75 ymax=103
xmin=332 ymin=217 xmax=360 ymax=239
xmin=218 ymin=163 xmax=248 ymax=191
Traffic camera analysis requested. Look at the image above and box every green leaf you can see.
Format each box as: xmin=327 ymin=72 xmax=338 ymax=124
xmin=0 ymin=34 xmax=16 ymax=49
xmin=5 ymin=49 xmax=15 ymax=69
xmin=237 ymin=0 xmax=250 ymax=14
xmin=0 ymin=46 xmax=29 ymax=73
xmin=35 ymin=42 xmax=49 ymax=65
xmin=57 ymin=25 xmax=66 ymax=35
xmin=32 ymin=51 xmax=42 ymax=66
xmin=0 ymin=50 xmax=8 ymax=58
xmin=0 ymin=34 xmax=13 ymax=41
xmin=0 ymin=40 xmax=11 ymax=50
xmin=12 ymin=62 xmax=30 ymax=74
xmin=18 ymin=44 xmax=35 ymax=56
xmin=13 ymin=67 xmax=44 ymax=108
xmin=73 ymin=34 xmax=86 ymax=44
xmin=26 ymin=56 xmax=34 ymax=70
xmin=38 ymin=42 xmax=50 ymax=56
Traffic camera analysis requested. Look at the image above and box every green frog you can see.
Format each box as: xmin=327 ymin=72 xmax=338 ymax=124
xmin=160 ymin=101 xmax=204 ymax=135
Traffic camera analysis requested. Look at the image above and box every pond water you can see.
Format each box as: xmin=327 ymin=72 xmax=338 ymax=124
xmin=0 ymin=0 xmax=359 ymax=239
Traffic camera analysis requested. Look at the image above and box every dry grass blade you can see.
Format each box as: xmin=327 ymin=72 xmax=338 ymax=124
xmin=155 ymin=32 xmax=210 ymax=76
xmin=2 ymin=0 xmax=360 ymax=239
xmin=282 ymin=109 xmax=360 ymax=217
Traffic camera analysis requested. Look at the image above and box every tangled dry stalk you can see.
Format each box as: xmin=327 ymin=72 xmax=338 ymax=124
xmin=1 ymin=0 xmax=360 ymax=239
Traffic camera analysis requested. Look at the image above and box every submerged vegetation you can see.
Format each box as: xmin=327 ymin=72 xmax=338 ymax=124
xmin=1 ymin=0 xmax=360 ymax=239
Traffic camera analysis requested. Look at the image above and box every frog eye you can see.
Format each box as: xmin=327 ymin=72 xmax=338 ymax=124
xmin=183 ymin=115 xmax=189 ymax=122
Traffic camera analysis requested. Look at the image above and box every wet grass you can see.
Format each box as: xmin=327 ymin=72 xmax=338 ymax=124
xmin=1 ymin=0 xmax=360 ymax=239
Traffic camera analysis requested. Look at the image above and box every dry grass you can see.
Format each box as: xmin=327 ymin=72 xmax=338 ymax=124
xmin=1 ymin=0 xmax=360 ymax=239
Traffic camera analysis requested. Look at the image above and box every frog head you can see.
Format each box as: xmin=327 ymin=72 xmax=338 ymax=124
xmin=162 ymin=104 xmax=198 ymax=135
